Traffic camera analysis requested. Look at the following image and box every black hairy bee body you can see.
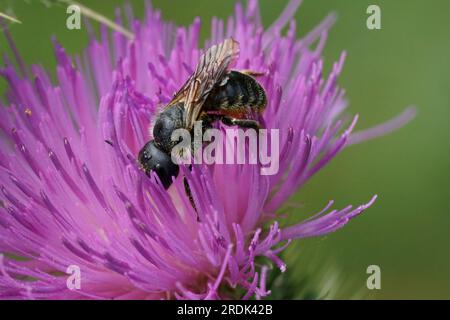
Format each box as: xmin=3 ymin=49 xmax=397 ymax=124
xmin=150 ymin=70 xmax=267 ymax=158
xmin=203 ymin=70 xmax=267 ymax=115
xmin=138 ymin=39 xmax=268 ymax=192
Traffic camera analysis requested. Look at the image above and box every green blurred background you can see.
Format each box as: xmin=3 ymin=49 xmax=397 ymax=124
xmin=0 ymin=0 xmax=449 ymax=299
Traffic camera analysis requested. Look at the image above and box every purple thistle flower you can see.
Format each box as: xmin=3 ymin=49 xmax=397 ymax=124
xmin=0 ymin=0 xmax=413 ymax=299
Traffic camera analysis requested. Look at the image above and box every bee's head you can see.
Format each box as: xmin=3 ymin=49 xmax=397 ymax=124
xmin=138 ymin=140 xmax=179 ymax=189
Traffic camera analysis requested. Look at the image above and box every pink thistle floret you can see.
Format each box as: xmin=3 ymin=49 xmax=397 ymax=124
xmin=0 ymin=0 xmax=385 ymax=299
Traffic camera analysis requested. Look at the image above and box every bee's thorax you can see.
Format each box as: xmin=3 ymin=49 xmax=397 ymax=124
xmin=153 ymin=103 xmax=185 ymax=153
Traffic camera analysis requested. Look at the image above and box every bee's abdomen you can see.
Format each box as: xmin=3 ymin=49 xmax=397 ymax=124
xmin=205 ymin=71 xmax=267 ymax=113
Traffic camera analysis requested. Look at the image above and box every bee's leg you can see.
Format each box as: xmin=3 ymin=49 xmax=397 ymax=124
xmin=237 ymin=69 xmax=265 ymax=77
xmin=198 ymin=113 xmax=214 ymax=128
xmin=183 ymin=175 xmax=199 ymax=222
xmin=221 ymin=116 xmax=261 ymax=131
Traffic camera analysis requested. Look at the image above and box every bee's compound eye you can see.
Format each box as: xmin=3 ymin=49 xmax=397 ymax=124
xmin=138 ymin=140 xmax=179 ymax=189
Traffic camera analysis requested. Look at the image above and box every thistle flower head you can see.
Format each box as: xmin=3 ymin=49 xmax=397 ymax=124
xmin=0 ymin=0 xmax=392 ymax=299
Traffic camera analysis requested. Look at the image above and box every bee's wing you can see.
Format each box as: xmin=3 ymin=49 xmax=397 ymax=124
xmin=166 ymin=38 xmax=240 ymax=129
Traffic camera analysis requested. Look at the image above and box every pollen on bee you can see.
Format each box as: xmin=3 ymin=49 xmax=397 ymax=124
xmin=25 ymin=108 xmax=32 ymax=116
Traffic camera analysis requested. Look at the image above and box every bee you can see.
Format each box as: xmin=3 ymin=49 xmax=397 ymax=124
xmin=138 ymin=38 xmax=267 ymax=189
